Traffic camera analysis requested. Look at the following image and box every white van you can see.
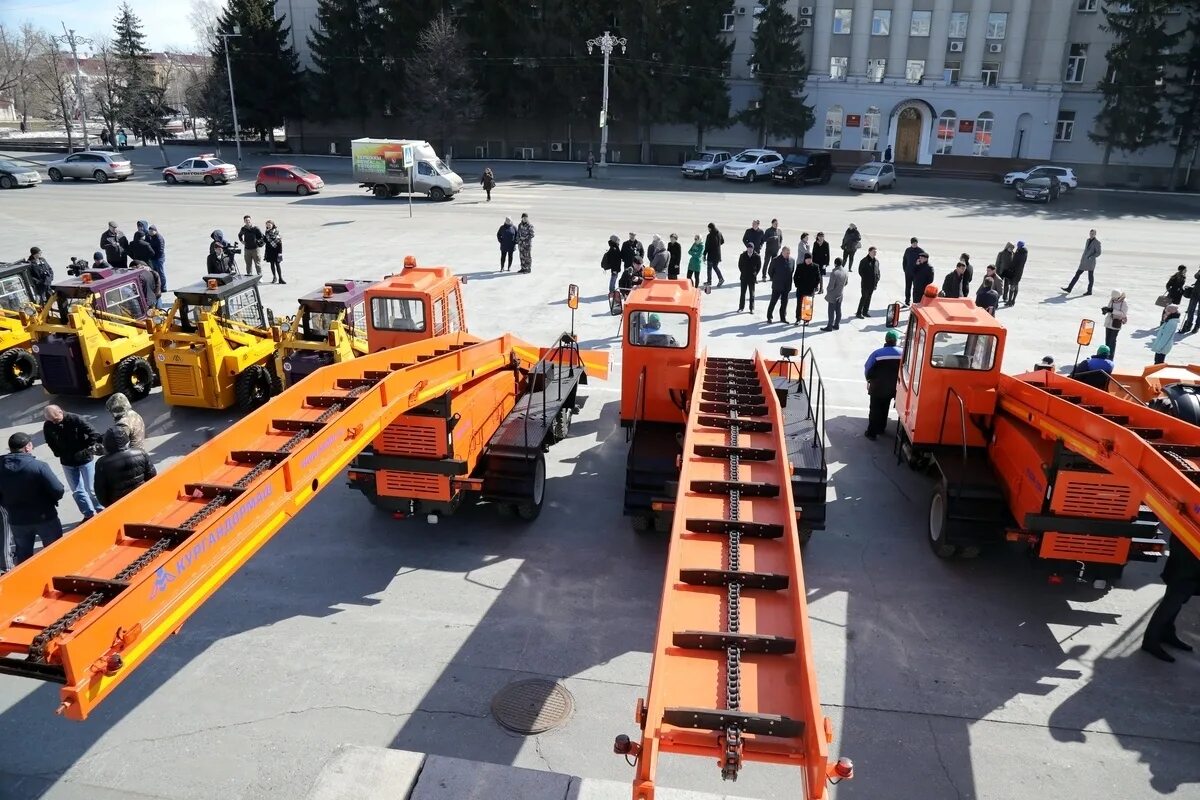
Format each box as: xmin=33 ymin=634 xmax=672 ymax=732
xmin=351 ymin=138 xmax=464 ymax=201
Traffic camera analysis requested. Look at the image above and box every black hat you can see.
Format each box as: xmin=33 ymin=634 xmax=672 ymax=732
xmin=8 ymin=432 xmax=31 ymax=451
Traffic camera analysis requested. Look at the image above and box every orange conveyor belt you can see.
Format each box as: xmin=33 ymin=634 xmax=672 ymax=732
xmin=633 ymin=353 xmax=834 ymax=800
xmin=0 ymin=333 xmax=543 ymax=720
xmin=1002 ymin=370 xmax=1200 ymax=559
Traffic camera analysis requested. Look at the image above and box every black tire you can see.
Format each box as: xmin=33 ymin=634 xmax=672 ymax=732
xmin=0 ymin=175 xmax=14 ymax=190
xmin=255 ymin=183 xmax=267 ymax=194
xmin=1012 ymin=179 xmax=1025 ymax=190
xmin=798 ymin=527 xmax=813 ymax=547
xmin=430 ymin=186 xmax=447 ymax=201
xmin=515 ymin=454 xmax=546 ymax=521
xmin=928 ymin=483 xmax=959 ymax=559
xmin=551 ymin=408 xmax=572 ymax=442
xmin=269 ymin=371 xmax=284 ymax=396
xmin=702 ymin=169 xmax=711 ymax=181
xmin=235 ymin=365 xmax=273 ymax=411
xmin=746 ymin=171 xmax=756 ymax=183
xmin=165 ymin=173 xmax=178 ymax=184
xmin=114 ymin=355 xmax=154 ymax=401
xmin=0 ymin=348 xmax=38 ymax=391
xmin=203 ymin=174 xmax=215 ymax=186
xmin=93 ymin=170 xmax=108 ymax=183
xmin=372 ymin=184 xmax=388 ymax=199
xmin=297 ymin=183 xmax=310 ymax=196
xmin=821 ymin=173 xmax=832 ymax=185
xmin=48 ymin=168 xmax=63 ymax=182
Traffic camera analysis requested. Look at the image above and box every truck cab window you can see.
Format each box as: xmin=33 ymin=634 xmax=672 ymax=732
xmin=629 ymin=311 xmax=689 ymax=349
xmin=418 ymin=162 xmax=434 ymax=176
xmin=930 ymin=331 xmax=998 ymax=370
xmin=372 ymin=296 xmax=426 ymax=332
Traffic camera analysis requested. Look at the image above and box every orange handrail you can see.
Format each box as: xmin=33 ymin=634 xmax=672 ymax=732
xmin=631 ymin=352 xmax=837 ymax=800
xmin=0 ymin=333 xmax=544 ymax=720
xmin=1001 ymin=371 xmax=1200 ymax=558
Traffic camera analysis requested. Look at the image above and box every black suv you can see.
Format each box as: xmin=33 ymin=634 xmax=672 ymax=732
xmin=771 ymin=151 xmax=834 ymax=186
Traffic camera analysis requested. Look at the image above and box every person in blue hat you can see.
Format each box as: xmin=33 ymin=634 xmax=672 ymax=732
xmin=863 ymin=329 xmax=903 ymax=440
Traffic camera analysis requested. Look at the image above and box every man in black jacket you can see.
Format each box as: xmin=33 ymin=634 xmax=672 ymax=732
xmin=1142 ymin=536 xmax=1199 ymax=662
xmin=25 ymin=247 xmax=54 ymax=304
xmin=94 ymin=427 xmax=156 ymax=507
xmin=742 ymin=220 xmax=765 ymax=257
xmin=620 ymin=233 xmax=644 ymax=272
xmin=902 ymin=237 xmax=922 ymax=306
xmin=42 ymin=405 xmax=102 ymax=519
xmin=856 ymin=247 xmax=880 ymax=318
xmin=100 ymin=221 xmax=129 ymax=270
xmin=1005 ymin=241 xmax=1029 ymax=307
xmin=761 ymin=219 xmax=783 ymax=280
xmin=126 ymin=230 xmax=156 ymax=265
xmin=238 ymin=215 xmax=265 ymax=277
xmin=941 ymin=262 xmax=969 ymax=298
xmin=766 ymin=247 xmax=795 ymax=324
xmin=911 ymin=251 xmax=935 ymax=302
xmin=602 ymin=235 xmax=623 ymax=294
xmin=737 ymin=243 xmax=761 ymax=314
xmin=0 ymin=432 xmax=64 ymax=563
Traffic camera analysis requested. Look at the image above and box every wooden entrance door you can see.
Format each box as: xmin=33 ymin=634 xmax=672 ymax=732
xmin=895 ymin=108 xmax=921 ymax=163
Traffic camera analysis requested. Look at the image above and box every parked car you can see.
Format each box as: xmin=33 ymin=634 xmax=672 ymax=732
xmin=1015 ymin=175 xmax=1060 ymax=203
xmin=46 ymin=151 xmax=133 ymax=183
xmin=163 ymin=154 xmax=238 ymax=185
xmin=0 ymin=159 xmax=41 ymax=189
xmin=848 ymin=162 xmax=897 ymax=192
xmin=680 ymin=150 xmax=732 ymax=180
xmin=722 ymin=149 xmax=783 ymax=182
xmin=771 ymin=151 xmax=834 ymax=186
xmin=255 ymin=164 xmax=324 ymax=195
xmin=1003 ymin=164 xmax=1078 ymax=190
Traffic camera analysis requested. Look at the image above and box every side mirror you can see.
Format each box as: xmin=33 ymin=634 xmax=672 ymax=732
xmin=800 ymin=295 xmax=814 ymax=323
xmin=567 ymin=283 xmax=579 ymax=310
xmin=1076 ymin=318 xmax=1095 ymax=346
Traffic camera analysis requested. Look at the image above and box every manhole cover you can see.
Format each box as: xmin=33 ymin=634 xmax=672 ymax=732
xmin=491 ymin=679 xmax=575 ymax=734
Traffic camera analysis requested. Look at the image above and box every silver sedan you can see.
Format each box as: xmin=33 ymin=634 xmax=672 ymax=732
xmin=848 ymin=162 xmax=897 ymax=192
xmin=46 ymin=151 xmax=134 ymax=183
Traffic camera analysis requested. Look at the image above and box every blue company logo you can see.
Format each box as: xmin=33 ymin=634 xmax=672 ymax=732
xmin=299 ymin=432 xmax=339 ymax=472
xmin=148 ymin=484 xmax=274 ymax=600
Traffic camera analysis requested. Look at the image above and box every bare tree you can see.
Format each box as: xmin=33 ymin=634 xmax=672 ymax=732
xmin=0 ymin=23 xmax=40 ymax=97
xmin=29 ymin=40 xmax=76 ymax=150
xmin=91 ymin=39 xmax=123 ymax=146
xmin=165 ymin=49 xmax=213 ymax=140
xmin=188 ymin=0 xmax=226 ymax=52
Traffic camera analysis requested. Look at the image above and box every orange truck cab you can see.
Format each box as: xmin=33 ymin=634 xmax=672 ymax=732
xmin=619 ymin=277 xmax=702 ymax=529
xmin=364 ymin=259 xmax=467 ymax=350
xmin=896 ymin=293 xmax=1170 ymax=584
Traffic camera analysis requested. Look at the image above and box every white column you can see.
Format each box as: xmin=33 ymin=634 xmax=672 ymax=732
xmin=1036 ymin=0 xmax=1073 ymax=86
xmin=1000 ymin=0 xmax=1031 ymax=84
xmin=848 ymin=0 xmax=873 ymax=76
xmin=812 ymin=0 xmax=834 ymax=79
xmin=886 ymin=0 xmax=914 ymax=79
xmin=961 ymin=0 xmax=991 ymax=83
xmin=925 ymin=0 xmax=954 ymax=83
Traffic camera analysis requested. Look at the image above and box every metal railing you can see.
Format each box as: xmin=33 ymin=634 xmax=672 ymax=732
xmin=798 ymin=347 xmax=828 ymax=473
xmin=521 ymin=333 xmax=583 ymax=450
xmin=938 ymin=386 xmax=970 ymax=465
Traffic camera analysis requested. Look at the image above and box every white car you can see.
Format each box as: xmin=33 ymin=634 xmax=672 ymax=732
xmin=848 ymin=162 xmax=897 ymax=192
xmin=163 ymin=154 xmax=238 ymax=185
xmin=722 ymin=149 xmax=783 ymax=182
xmin=680 ymin=150 xmax=732 ymax=179
xmin=1003 ymin=165 xmax=1078 ymax=190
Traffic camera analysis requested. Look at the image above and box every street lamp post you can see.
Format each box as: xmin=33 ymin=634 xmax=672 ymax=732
xmin=218 ymin=27 xmax=243 ymax=165
xmin=55 ymin=24 xmax=92 ymax=151
xmin=585 ymin=31 xmax=626 ymax=168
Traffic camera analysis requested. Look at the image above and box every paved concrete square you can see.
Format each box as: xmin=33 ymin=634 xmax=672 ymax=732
xmin=0 ymin=146 xmax=1197 ymax=800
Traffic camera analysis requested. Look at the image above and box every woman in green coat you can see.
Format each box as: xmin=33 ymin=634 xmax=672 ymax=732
xmin=686 ymin=235 xmax=704 ymax=288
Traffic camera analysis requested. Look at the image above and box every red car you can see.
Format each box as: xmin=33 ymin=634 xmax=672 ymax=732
xmin=255 ymin=164 xmax=324 ymax=195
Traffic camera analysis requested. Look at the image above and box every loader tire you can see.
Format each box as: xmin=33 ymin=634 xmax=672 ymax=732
xmin=515 ymin=454 xmax=546 ymax=521
xmin=114 ymin=356 xmax=154 ymax=401
xmin=0 ymin=349 xmax=38 ymax=392
xmin=928 ymin=483 xmax=959 ymax=559
xmin=235 ymin=365 xmax=273 ymax=412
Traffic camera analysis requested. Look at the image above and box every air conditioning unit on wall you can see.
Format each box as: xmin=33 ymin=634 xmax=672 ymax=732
xmin=989 ymin=42 xmax=1003 ymax=53
xmin=799 ymin=17 xmax=812 ymax=27
xmin=737 ymin=6 xmax=747 ymax=14
xmin=799 ymin=5 xmax=814 ymax=14
xmin=550 ymin=142 xmax=563 ymax=152
xmin=949 ymin=41 xmax=964 ymax=52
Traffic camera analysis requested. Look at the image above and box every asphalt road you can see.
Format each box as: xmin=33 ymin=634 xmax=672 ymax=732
xmin=0 ymin=146 xmax=1197 ymax=800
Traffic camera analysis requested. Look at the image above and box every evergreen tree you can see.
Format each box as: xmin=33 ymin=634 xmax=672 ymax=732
xmin=375 ymin=0 xmax=445 ymax=116
xmin=740 ymin=0 xmax=813 ymax=147
xmin=610 ymin=0 xmax=677 ymax=162
xmin=307 ymin=0 xmax=381 ymax=127
xmin=1166 ymin=2 xmax=1200 ymax=189
xmin=1090 ymin=0 xmax=1180 ymax=165
xmin=211 ymin=0 xmax=301 ymax=146
xmin=405 ymin=13 xmax=481 ymax=152
xmin=457 ymin=0 xmax=544 ymax=120
xmin=112 ymin=3 xmax=158 ymax=143
xmin=669 ymin=0 xmax=734 ymax=149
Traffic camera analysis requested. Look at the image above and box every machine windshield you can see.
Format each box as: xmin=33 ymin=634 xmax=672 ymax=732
xmin=629 ymin=311 xmax=689 ymax=349
xmin=930 ymin=331 xmax=998 ymax=371
xmin=303 ymin=309 xmax=341 ymax=339
xmin=0 ymin=274 xmax=33 ymax=311
xmin=224 ymin=287 xmax=266 ymax=328
xmin=372 ymin=296 xmax=426 ymax=332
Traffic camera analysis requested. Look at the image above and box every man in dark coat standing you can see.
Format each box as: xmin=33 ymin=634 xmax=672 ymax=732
xmin=766 ymin=246 xmax=795 ymax=324
xmin=742 ymin=220 xmax=765 ymax=257
xmin=43 ymin=405 xmax=102 ymax=520
xmin=761 ymin=219 xmax=783 ymax=280
xmin=94 ymin=426 xmax=157 ymax=507
xmin=737 ymin=243 xmax=760 ymax=314
xmin=902 ymin=237 xmax=922 ymax=305
xmin=100 ymin=222 xmax=129 ymax=270
xmin=864 ymin=330 xmax=903 ymax=440
xmin=496 ymin=217 xmax=517 ymax=271
xmin=1141 ymin=537 xmax=1200 ymax=662
xmin=602 ymin=234 xmax=623 ymax=294
xmin=791 ymin=252 xmax=823 ymax=327
xmin=147 ymin=224 xmax=167 ymax=291
xmin=0 ymin=432 xmax=64 ymax=564
xmin=856 ymin=246 xmax=880 ymax=318
xmin=703 ymin=223 xmax=725 ymax=286
xmin=621 ymin=233 xmax=644 ymax=272
xmin=1006 ymin=241 xmax=1029 ymax=307
xmin=941 ymin=262 xmax=969 ymax=298
xmin=840 ymin=224 xmax=861 ymax=272
xmin=911 ymin=251 xmax=935 ymax=302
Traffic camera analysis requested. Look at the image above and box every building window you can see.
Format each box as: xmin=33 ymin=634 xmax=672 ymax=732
xmin=867 ymin=58 xmax=886 ymax=82
xmin=936 ymin=110 xmax=957 ymax=155
xmin=973 ymin=112 xmax=994 ymax=156
xmin=1077 ymin=0 xmax=1097 ymax=10
xmin=906 ymin=59 xmax=925 ymax=84
xmin=944 ymin=61 xmax=961 ymax=85
xmin=1065 ymin=43 xmax=1087 ymax=83
xmin=830 ymin=56 xmax=848 ymax=80
xmin=825 ymin=106 xmax=844 ymax=149
xmin=910 ymin=10 xmax=932 ymax=36
xmin=872 ymin=10 xmax=891 ymax=35
xmin=982 ymin=62 xmax=1000 ymax=86
xmin=986 ymin=12 xmax=1008 ymax=39
xmin=949 ymin=12 xmax=969 ymax=39
xmin=722 ymin=12 xmax=735 ymax=31
xmin=1105 ymin=63 xmax=1119 ymax=84
xmin=1055 ymin=110 xmax=1076 ymax=141
xmin=861 ymin=106 xmax=881 ymax=152
xmin=833 ymin=8 xmax=852 ymax=34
